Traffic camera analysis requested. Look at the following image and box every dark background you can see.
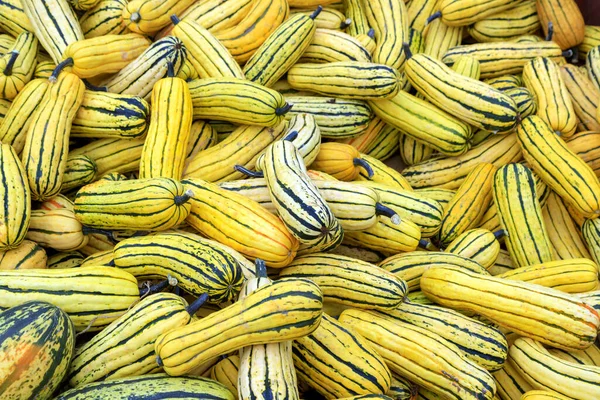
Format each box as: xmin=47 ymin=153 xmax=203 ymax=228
xmin=576 ymin=0 xmax=600 ymax=24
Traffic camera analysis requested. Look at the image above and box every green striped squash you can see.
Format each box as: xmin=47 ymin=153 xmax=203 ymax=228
xmin=262 ymin=140 xmax=343 ymax=252
xmin=73 ymin=178 xmax=192 ymax=231
xmin=188 ymin=77 xmax=289 ymax=127
xmin=0 ymin=301 xmax=75 ymax=399
xmin=363 ymin=0 xmax=408 ymax=70
xmin=522 ymin=57 xmax=577 ymax=137
xmin=493 ymin=163 xmax=553 ymax=268
xmin=80 ymin=249 xmax=114 ymax=268
xmin=421 ymin=266 xmax=600 ymax=350
xmin=218 ymin=178 xmax=276 ymax=213
xmin=113 ymin=231 xmax=244 ymax=303
xmin=442 ymin=41 xmax=564 ymax=79
xmin=185 ymin=120 xmax=218 ymax=159
xmin=255 ymin=114 xmax=321 ymax=170
xmin=309 ymin=180 xmax=385 ymax=232
xmin=356 ymin=154 xmax=413 ymax=190
xmin=71 ymin=91 xmax=149 ymax=139
xmin=484 ymin=74 xmax=522 ymax=91
xmin=244 ymin=12 xmax=317 ymax=87
xmin=583 ymin=218 xmax=600 ymax=267
xmin=287 ymin=62 xmax=400 ymax=100
xmin=0 ymin=78 xmax=49 ymax=155
xmin=211 ymin=354 xmax=239 ymax=397
xmin=218 ymin=177 xmax=387 ymax=233
xmin=55 ymin=374 xmax=235 ymax=400
xmin=444 ymin=228 xmax=501 ymax=269
xmin=182 ymin=178 xmax=299 ymax=268
xmin=184 ymin=123 xmax=287 ymax=182
xmin=0 ymin=143 xmax=30 ymax=250
xmin=405 ymin=53 xmax=518 ymax=133
xmin=284 ymin=96 xmax=372 ymax=139
xmin=549 ymin=343 xmax=600 ymax=367
xmin=170 ymin=16 xmax=244 ymax=80
xmin=437 ymin=163 xmax=496 ymax=246
xmin=344 ymin=0 xmax=369 ymax=36
xmin=101 ymin=36 xmax=186 ymax=101
xmin=157 ymin=0 xmax=253 ymax=37
xmin=0 ymin=32 xmax=38 ymax=100
xmin=26 ymin=208 xmax=89 ymax=252
xmin=138 ymin=67 xmax=192 ymax=180
xmin=293 ymin=313 xmax=392 ymax=398
xmin=279 ymin=253 xmax=407 ymax=310
xmin=368 ymin=90 xmax=470 ymax=157
xmin=21 ymin=72 xmax=85 ymax=201
xmin=517 ymin=115 xmax=600 ymax=219
xmin=505 ymin=87 xmax=537 ymax=119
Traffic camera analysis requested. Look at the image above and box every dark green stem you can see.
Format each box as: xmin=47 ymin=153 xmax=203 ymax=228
xmin=402 ymin=42 xmax=413 ymax=60
xmin=174 ymin=189 xmax=194 ymax=205
xmin=367 ymin=28 xmax=375 ymax=39
xmin=50 ymin=57 xmax=74 ymax=82
xmin=375 ymin=203 xmax=400 ymax=225
xmin=167 ymin=60 xmax=175 ymax=78
xmin=275 ymin=102 xmax=293 ymax=116
xmin=81 ymin=226 xmax=117 ymax=244
xmin=234 ymin=164 xmax=264 ymax=178
xmin=353 ymin=157 xmax=374 ymax=178
xmin=3 ymin=51 xmax=19 ymax=76
xmin=340 ymin=18 xmax=352 ymax=29
xmin=562 ymin=49 xmax=574 ymax=58
xmin=570 ymin=46 xmax=579 ymax=64
xmin=186 ymin=293 xmax=209 ymax=315
xmin=310 ymin=5 xmax=323 ymax=19
xmin=418 ymin=239 xmax=433 ymax=250
xmin=170 ymin=14 xmax=180 ymax=25
xmin=426 ymin=11 xmax=441 ymax=25
xmin=284 ymin=130 xmax=298 ymax=142
xmin=545 ymin=21 xmax=554 ymax=41
xmin=130 ymin=12 xmax=141 ymax=23
xmin=493 ymin=229 xmax=506 ymax=240
xmin=140 ymin=279 xmax=172 ymax=297
xmin=82 ymin=79 xmax=107 ymax=92
xmin=255 ymin=258 xmax=267 ymax=278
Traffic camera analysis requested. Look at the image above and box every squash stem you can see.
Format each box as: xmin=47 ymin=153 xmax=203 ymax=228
xmin=3 ymin=51 xmax=19 ymax=76
xmin=353 ymin=157 xmax=374 ymax=178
